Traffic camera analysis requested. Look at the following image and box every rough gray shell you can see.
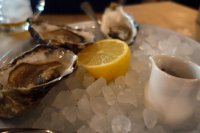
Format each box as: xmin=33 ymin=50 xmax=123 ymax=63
xmin=28 ymin=21 xmax=95 ymax=53
xmin=101 ymin=3 xmax=138 ymax=45
xmin=0 ymin=45 xmax=77 ymax=118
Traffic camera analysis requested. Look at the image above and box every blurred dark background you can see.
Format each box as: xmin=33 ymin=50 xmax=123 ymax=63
xmin=32 ymin=0 xmax=200 ymax=14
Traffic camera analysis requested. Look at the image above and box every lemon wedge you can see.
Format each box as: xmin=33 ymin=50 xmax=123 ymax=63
xmin=78 ymin=39 xmax=131 ymax=81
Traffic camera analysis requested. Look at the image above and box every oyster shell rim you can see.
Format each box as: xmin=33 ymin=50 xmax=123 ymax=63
xmin=100 ymin=3 xmax=138 ymax=45
xmin=28 ymin=20 xmax=95 ymax=53
xmin=0 ymin=44 xmax=77 ymax=90
xmin=0 ymin=44 xmax=78 ymax=118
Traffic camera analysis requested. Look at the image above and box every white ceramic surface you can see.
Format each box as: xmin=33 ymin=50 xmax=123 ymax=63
xmin=0 ymin=21 xmax=200 ymax=132
xmin=145 ymin=55 xmax=200 ymax=126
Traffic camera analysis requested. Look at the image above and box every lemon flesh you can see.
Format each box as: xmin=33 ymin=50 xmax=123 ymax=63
xmin=78 ymin=39 xmax=131 ymax=81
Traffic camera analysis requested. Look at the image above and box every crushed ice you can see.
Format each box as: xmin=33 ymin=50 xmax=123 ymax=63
xmin=143 ymin=108 xmax=157 ymax=129
xmin=0 ymin=25 xmax=200 ymax=133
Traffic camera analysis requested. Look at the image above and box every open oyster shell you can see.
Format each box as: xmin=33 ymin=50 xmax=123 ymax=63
xmin=28 ymin=21 xmax=95 ymax=53
xmin=0 ymin=45 xmax=77 ymax=118
xmin=101 ymin=3 xmax=138 ymax=44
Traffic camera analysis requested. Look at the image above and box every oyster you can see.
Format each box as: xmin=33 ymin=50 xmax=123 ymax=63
xmin=28 ymin=21 xmax=95 ymax=53
xmin=0 ymin=45 xmax=77 ymax=118
xmin=101 ymin=3 xmax=138 ymax=44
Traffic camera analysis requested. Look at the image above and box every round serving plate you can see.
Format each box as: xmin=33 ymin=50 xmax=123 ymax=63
xmin=0 ymin=21 xmax=199 ymax=133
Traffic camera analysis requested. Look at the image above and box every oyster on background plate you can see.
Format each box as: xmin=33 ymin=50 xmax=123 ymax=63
xmin=0 ymin=45 xmax=77 ymax=118
xmin=28 ymin=21 xmax=95 ymax=53
xmin=101 ymin=3 xmax=138 ymax=44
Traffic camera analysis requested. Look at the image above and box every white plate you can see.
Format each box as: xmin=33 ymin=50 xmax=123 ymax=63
xmin=0 ymin=21 xmax=200 ymax=132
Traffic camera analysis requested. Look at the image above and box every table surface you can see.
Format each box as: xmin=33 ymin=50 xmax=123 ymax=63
xmin=39 ymin=1 xmax=200 ymax=42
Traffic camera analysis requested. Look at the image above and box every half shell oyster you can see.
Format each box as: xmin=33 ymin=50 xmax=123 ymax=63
xmin=101 ymin=3 xmax=138 ymax=44
xmin=0 ymin=45 xmax=77 ymax=118
xmin=29 ymin=21 xmax=95 ymax=53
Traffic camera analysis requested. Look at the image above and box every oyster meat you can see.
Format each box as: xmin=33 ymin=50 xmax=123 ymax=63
xmin=101 ymin=3 xmax=138 ymax=44
xmin=0 ymin=45 xmax=77 ymax=118
xmin=28 ymin=21 xmax=95 ymax=53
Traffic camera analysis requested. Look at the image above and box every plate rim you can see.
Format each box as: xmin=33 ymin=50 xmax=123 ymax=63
xmin=69 ymin=20 xmax=200 ymax=49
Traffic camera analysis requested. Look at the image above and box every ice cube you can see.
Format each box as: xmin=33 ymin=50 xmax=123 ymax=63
xmin=109 ymin=82 xmax=124 ymax=96
xmin=51 ymin=112 xmax=66 ymax=130
xmin=65 ymin=76 xmax=83 ymax=90
xmin=124 ymin=70 xmax=139 ymax=88
xmin=130 ymin=57 xmax=150 ymax=83
xmin=130 ymin=121 xmax=145 ymax=133
xmin=107 ymin=104 xmax=124 ymax=119
xmin=77 ymin=125 xmax=94 ymax=133
xmin=134 ymin=85 xmax=145 ymax=107
xmin=143 ymin=108 xmax=157 ymax=129
xmin=89 ymin=115 xmax=110 ymax=133
xmin=132 ymin=49 xmax=143 ymax=59
xmin=117 ymin=89 xmax=137 ymax=107
xmin=132 ymin=49 xmax=150 ymax=64
xmin=83 ymin=74 xmax=95 ymax=88
xmin=74 ymin=66 xmax=87 ymax=76
xmin=139 ymin=42 xmax=156 ymax=56
xmin=32 ymin=107 xmax=54 ymax=129
xmin=77 ymin=95 xmax=93 ymax=121
xmin=158 ymin=36 xmax=181 ymax=55
xmin=148 ymin=125 xmax=166 ymax=133
xmin=128 ymin=108 xmax=143 ymax=123
xmin=51 ymin=90 xmax=75 ymax=109
xmin=62 ymin=106 xmax=78 ymax=123
xmin=115 ymin=76 xmax=126 ymax=89
xmin=102 ymin=86 xmax=116 ymax=105
xmin=72 ymin=88 xmax=85 ymax=101
xmin=111 ymin=115 xmax=131 ymax=133
xmin=74 ymin=66 xmax=86 ymax=80
xmin=196 ymin=90 xmax=200 ymax=101
xmin=86 ymin=77 xmax=107 ymax=97
xmin=90 ymin=96 xmax=109 ymax=116
xmin=118 ymin=102 xmax=134 ymax=115
xmin=145 ymin=34 xmax=159 ymax=47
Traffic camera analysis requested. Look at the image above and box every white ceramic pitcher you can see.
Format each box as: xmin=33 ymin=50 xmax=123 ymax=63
xmin=145 ymin=55 xmax=200 ymax=126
